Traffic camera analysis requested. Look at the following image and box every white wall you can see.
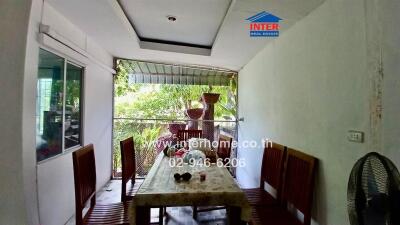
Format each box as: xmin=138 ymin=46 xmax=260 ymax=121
xmin=237 ymin=0 xmax=400 ymax=224
xmin=237 ymin=0 xmax=372 ymax=225
xmin=23 ymin=0 xmax=45 ymax=223
xmin=0 ymin=0 xmax=116 ymax=224
xmin=83 ymin=64 xmax=114 ymax=185
xmin=0 ymin=1 xmax=38 ymax=224
xmin=34 ymin=2 xmax=114 ymax=225
xmin=381 ymin=0 xmax=400 ymax=167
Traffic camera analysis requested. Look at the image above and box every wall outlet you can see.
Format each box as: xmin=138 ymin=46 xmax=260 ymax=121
xmin=347 ymin=130 xmax=364 ymax=143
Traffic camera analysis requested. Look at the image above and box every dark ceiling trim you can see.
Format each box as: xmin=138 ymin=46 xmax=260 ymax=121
xmin=140 ymin=37 xmax=211 ymax=49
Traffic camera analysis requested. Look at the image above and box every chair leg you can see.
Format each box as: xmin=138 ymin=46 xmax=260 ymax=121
xmin=192 ymin=206 xmax=198 ymax=220
xmin=121 ymin=180 xmax=126 ymax=202
xmin=136 ymin=206 xmax=151 ymax=225
xmin=227 ymin=206 xmax=246 ymax=225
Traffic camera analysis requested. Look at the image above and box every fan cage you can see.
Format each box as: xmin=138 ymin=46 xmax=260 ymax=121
xmin=347 ymin=152 xmax=400 ymax=225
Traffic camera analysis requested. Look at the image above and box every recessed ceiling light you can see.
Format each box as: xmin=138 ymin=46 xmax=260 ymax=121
xmin=167 ymin=15 xmax=177 ymax=22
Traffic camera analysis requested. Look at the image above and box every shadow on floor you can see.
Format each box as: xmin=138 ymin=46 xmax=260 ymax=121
xmin=66 ymin=179 xmax=227 ymax=225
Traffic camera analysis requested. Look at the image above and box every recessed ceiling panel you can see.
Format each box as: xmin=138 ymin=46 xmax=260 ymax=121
xmin=118 ymin=0 xmax=232 ymax=48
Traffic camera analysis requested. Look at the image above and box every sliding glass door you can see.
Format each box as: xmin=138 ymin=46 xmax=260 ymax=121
xmin=36 ymin=49 xmax=83 ymax=162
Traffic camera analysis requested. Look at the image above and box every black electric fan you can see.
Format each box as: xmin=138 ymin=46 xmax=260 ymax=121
xmin=348 ymin=152 xmax=400 ymax=225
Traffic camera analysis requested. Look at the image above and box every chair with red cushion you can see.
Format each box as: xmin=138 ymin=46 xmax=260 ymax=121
xmin=243 ymin=142 xmax=286 ymax=206
xmin=120 ymin=137 xmax=163 ymax=224
xmin=249 ymin=148 xmax=317 ymax=225
xmin=72 ymin=144 xmax=130 ymax=225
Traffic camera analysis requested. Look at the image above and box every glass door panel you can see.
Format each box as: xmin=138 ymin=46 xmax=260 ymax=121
xmin=36 ymin=49 xmax=64 ymax=161
xmin=64 ymin=63 xmax=83 ymax=149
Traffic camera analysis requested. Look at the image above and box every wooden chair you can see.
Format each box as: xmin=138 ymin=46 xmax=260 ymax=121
xmin=177 ymin=129 xmax=202 ymax=146
xmin=120 ymin=137 xmax=143 ymax=202
xmin=72 ymin=144 xmax=130 ymax=225
xmin=249 ymin=148 xmax=317 ymax=225
xmin=216 ymin=134 xmax=233 ymax=163
xmin=243 ymin=142 xmax=286 ymax=206
xmin=120 ymin=137 xmax=163 ymax=224
xmin=192 ymin=134 xmax=233 ymax=219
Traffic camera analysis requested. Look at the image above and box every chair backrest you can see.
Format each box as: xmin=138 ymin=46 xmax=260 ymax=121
xmin=260 ymin=142 xmax=286 ymax=197
xmin=217 ymin=134 xmax=233 ymax=160
xmin=120 ymin=137 xmax=136 ymax=201
xmin=177 ymin=130 xmax=202 ymax=143
xmin=281 ymin=148 xmax=317 ymax=225
xmin=72 ymin=144 xmax=97 ymax=225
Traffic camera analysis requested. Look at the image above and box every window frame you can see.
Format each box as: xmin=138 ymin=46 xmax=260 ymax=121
xmin=37 ymin=48 xmax=85 ymax=164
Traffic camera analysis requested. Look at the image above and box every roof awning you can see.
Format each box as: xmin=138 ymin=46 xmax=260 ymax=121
xmin=125 ymin=60 xmax=237 ymax=86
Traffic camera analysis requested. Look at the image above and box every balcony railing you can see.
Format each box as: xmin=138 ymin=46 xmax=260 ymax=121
xmin=112 ymin=118 xmax=237 ymax=178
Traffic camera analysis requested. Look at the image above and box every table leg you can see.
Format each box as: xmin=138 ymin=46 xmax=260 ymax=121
xmin=159 ymin=207 xmax=164 ymax=225
xmin=227 ymin=206 xmax=246 ymax=225
xmin=136 ymin=206 xmax=150 ymax=225
xmin=193 ymin=205 xmax=198 ymax=219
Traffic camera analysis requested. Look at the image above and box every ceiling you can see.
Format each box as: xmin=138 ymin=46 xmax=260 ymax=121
xmin=45 ymin=0 xmax=324 ymax=71
xmin=119 ymin=0 xmax=232 ymax=48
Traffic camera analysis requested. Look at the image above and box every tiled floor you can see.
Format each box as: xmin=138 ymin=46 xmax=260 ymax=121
xmin=66 ymin=180 xmax=227 ymax=225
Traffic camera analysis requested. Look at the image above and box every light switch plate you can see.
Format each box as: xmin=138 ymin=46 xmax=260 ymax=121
xmin=347 ymin=130 xmax=364 ymax=143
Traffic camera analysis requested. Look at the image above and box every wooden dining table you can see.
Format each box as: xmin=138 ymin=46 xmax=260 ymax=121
xmin=129 ymin=153 xmax=251 ymax=225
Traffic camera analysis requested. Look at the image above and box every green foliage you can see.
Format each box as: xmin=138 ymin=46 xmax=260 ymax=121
xmin=115 ymin=83 xmax=236 ymax=120
xmin=114 ymin=60 xmax=141 ymax=97
xmin=113 ymin=119 xmax=165 ymax=175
